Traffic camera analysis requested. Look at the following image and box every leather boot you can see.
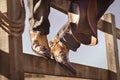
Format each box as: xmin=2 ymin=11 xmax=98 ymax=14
xmin=30 ymin=31 xmax=51 ymax=59
xmin=49 ymin=38 xmax=76 ymax=73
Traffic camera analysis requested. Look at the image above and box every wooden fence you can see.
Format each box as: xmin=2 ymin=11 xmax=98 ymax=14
xmin=0 ymin=0 xmax=120 ymax=80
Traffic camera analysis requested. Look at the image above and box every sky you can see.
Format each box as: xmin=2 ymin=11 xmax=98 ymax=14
xmin=22 ymin=0 xmax=120 ymax=69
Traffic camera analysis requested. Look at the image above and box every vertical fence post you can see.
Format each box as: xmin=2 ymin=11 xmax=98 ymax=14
xmin=103 ymin=14 xmax=120 ymax=80
xmin=8 ymin=36 xmax=24 ymax=80
xmin=7 ymin=0 xmax=25 ymax=80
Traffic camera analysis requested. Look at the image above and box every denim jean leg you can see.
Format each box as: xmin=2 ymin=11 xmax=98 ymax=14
xmin=55 ymin=22 xmax=80 ymax=51
xmin=28 ymin=0 xmax=50 ymax=35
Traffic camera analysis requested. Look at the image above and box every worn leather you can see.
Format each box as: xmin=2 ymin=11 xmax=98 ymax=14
xmin=70 ymin=0 xmax=114 ymax=45
xmin=30 ymin=31 xmax=51 ymax=59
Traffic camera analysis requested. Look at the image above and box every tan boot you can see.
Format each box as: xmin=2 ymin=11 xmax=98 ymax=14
xmin=49 ymin=38 xmax=69 ymax=63
xmin=30 ymin=31 xmax=51 ymax=59
xmin=49 ymin=38 xmax=76 ymax=73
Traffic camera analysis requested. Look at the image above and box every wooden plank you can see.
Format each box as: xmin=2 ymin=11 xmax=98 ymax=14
xmin=0 ymin=50 xmax=9 ymax=79
xmin=104 ymin=14 xmax=120 ymax=80
xmin=0 ymin=0 xmax=119 ymax=80
xmin=51 ymin=0 xmax=120 ymax=40
xmin=7 ymin=0 xmax=24 ymax=21
xmin=22 ymin=53 xmax=108 ymax=80
xmin=0 ymin=51 xmax=109 ymax=80
xmin=0 ymin=0 xmax=8 ymax=53
xmin=116 ymin=28 xmax=120 ymax=40
xmin=0 ymin=0 xmax=9 ymax=80
xmin=8 ymin=36 xmax=24 ymax=80
xmin=25 ymin=73 xmax=92 ymax=80
xmin=0 ymin=25 xmax=9 ymax=53
xmin=0 ymin=29 xmax=9 ymax=80
xmin=0 ymin=0 xmax=7 ymax=13
xmin=7 ymin=0 xmax=24 ymax=80
xmin=98 ymin=20 xmax=120 ymax=40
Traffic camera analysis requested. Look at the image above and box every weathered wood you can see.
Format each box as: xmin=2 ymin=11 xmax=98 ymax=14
xmin=0 ymin=0 xmax=9 ymax=80
xmin=0 ymin=51 xmax=109 ymax=80
xmin=0 ymin=29 xmax=9 ymax=80
xmin=7 ymin=0 xmax=24 ymax=21
xmin=8 ymin=36 xmax=24 ymax=80
xmin=22 ymin=54 xmax=108 ymax=80
xmin=104 ymin=14 xmax=120 ymax=80
xmin=0 ymin=24 xmax=9 ymax=53
xmin=25 ymin=73 xmax=92 ymax=80
xmin=0 ymin=0 xmax=7 ymax=13
xmin=0 ymin=50 xmax=10 ymax=79
xmin=0 ymin=0 xmax=8 ymax=53
xmin=98 ymin=20 xmax=120 ymax=40
xmin=116 ymin=28 xmax=120 ymax=39
xmin=51 ymin=0 xmax=120 ymax=40
xmin=7 ymin=0 xmax=24 ymax=80
xmin=0 ymin=0 xmax=120 ymax=80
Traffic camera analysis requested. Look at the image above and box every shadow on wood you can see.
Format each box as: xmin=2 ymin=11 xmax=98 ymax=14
xmin=0 ymin=50 xmax=9 ymax=78
xmin=0 ymin=50 xmax=116 ymax=80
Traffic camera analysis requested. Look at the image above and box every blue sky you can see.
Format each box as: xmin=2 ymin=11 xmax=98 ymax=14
xmin=22 ymin=0 xmax=120 ymax=69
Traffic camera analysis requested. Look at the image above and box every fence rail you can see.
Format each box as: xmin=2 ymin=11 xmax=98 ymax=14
xmin=0 ymin=0 xmax=120 ymax=80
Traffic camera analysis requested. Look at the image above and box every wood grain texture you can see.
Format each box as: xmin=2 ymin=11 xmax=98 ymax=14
xmin=0 ymin=0 xmax=7 ymax=13
xmin=0 ymin=0 xmax=9 ymax=80
xmin=7 ymin=0 xmax=25 ymax=80
xmin=0 ymin=0 xmax=120 ymax=80
xmin=104 ymin=14 xmax=120 ymax=80
xmin=0 ymin=51 xmax=109 ymax=80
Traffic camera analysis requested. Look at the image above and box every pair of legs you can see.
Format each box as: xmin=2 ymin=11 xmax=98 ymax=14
xmin=27 ymin=0 xmax=51 ymax=58
xmin=27 ymin=0 xmax=80 ymax=60
xmin=27 ymin=0 xmax=77 ymax=72
xmin=27 ymin=0 xmax=114 ymax=72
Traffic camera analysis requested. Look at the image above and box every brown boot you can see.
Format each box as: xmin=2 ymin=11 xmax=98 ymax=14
xmin=49 ymin=38 xmax=76 ymax=73
xmin=49 ymin=38 xmax=69 ymax=63
xmin=30 ymin=31 xmax=51 ymax=59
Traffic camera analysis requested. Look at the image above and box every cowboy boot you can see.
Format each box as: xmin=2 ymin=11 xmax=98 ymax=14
xmin=49 ymin=38 xmax=76 ymax=73
xmin=30 ymin=31 xmax=51 ymax=59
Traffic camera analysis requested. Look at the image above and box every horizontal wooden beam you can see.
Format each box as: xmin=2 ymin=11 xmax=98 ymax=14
xmin=22 ymin=53 xmax=109 ymax=80
xmin=98 ymin=20 xmax=120 ymax=40
xmin=0 ymin=50 xmax=109 ymax=80
xmin=116 ymin=28 xmax=120 ymax=40
xmin=51 ymin=0 xmax=120 ymax=40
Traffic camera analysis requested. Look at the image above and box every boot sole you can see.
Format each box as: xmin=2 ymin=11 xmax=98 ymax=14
xmin=59 ymin=62 xmax=76 ymax=75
